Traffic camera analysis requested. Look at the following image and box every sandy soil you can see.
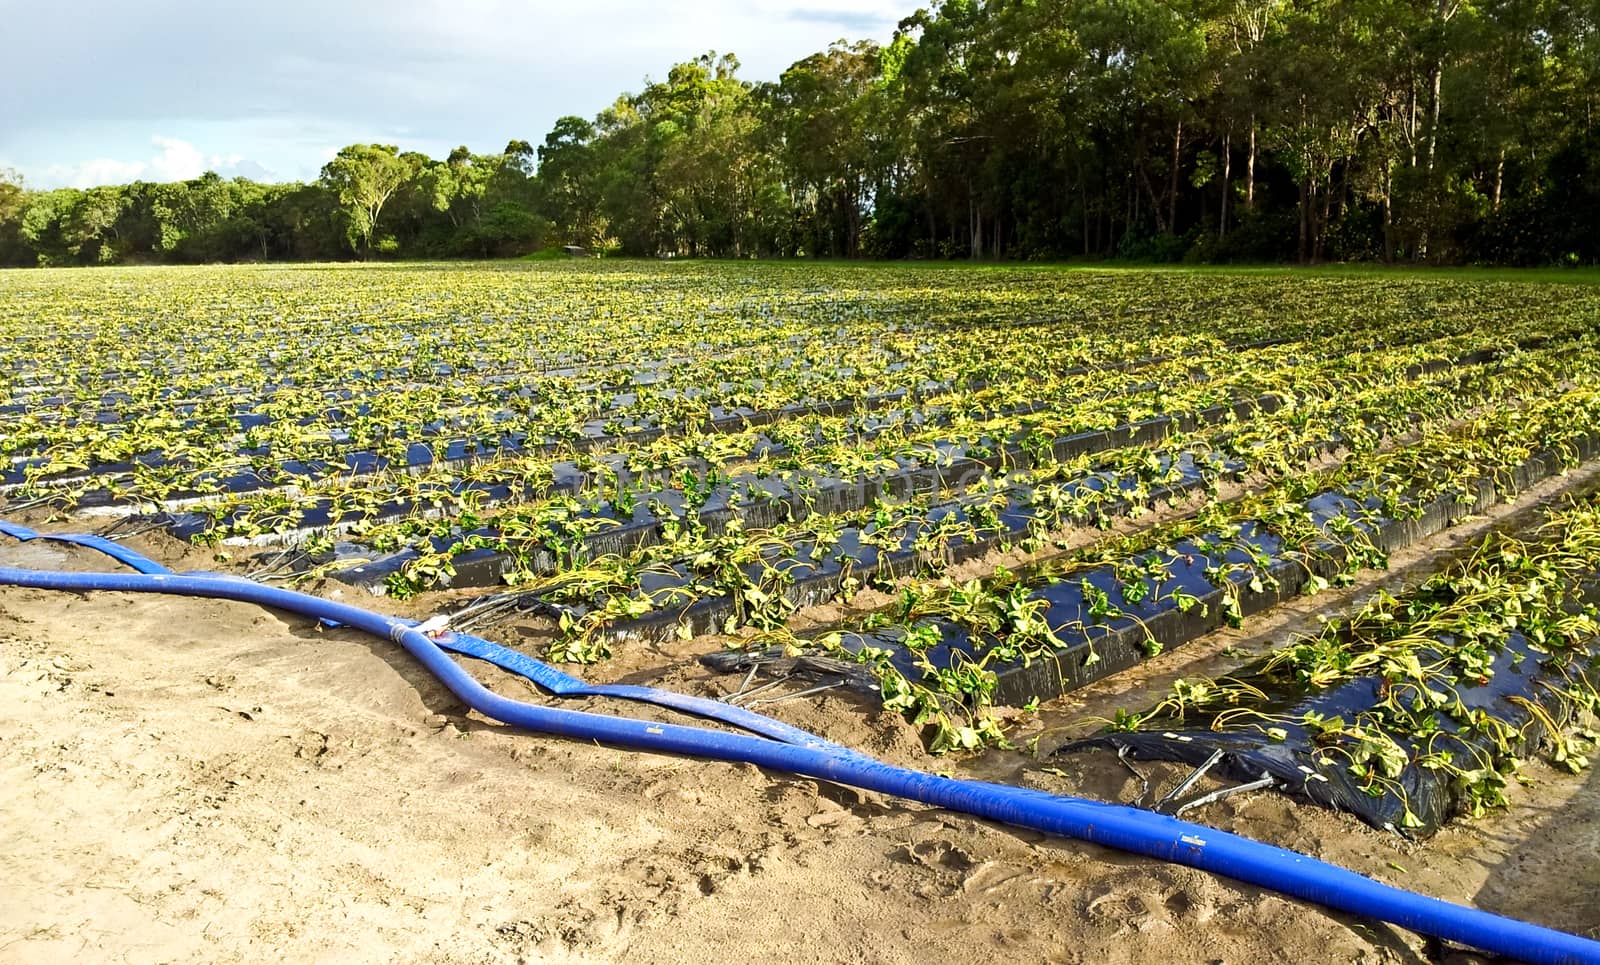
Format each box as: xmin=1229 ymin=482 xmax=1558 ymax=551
xmin=3 ymin=540 xmax=1598 ymax=964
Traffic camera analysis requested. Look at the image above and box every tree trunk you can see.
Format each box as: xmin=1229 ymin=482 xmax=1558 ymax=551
xmin=1246 ymin=117 xmax=1257 ymax=213
xmin=1317 ymin=173 xmax=1333 ymax=262
xmin=1082 ymin=180 xmax=1091 ymax=256
xmin=1168 ymin=118 xmax=1183 ymax=234
xmin=849 ymin=185 xmax=862 ymax=257
xmin=1419 ymin=81 xmax=1437 ymax=262
xmin=1408 ymin=79 xmax=1419 ymax=168
xmin=1220 ymin=130 xmax=1231 ymax=239
xmin=1383 ymin=172 xmax=1395 ymax=263
xmin=1298 ymin=180 xmax=1310 ymax=263
xmin=1425 ymin=0 xmax=1460 ymax=174
xmin=1426 ymin=64 xmax=1443 ymax=174
xmin=1492 ymin=147 xmax=1505 ymax=213
xmin=1127 ymin=174 xmax=1137 ymax=245
xmin=1139 ymin=166 xmax=1167 ymax=234
xmin=969 ymin=187 xmax=983 ymax=259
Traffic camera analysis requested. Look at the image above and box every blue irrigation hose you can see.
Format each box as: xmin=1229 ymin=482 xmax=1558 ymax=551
xmin=427 ymin=627 xmax=869 ymax=757
xmin=0 ymin=519 xmax=173 ymax=575
xmin=2 ymin=566 xmax=1597 ymax=962
xmin=0 ymin=524 xmax=860 ymax=754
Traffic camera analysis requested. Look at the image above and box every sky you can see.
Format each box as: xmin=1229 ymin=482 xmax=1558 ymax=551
xmin=0 ymin=0 xmax=907 ymax=190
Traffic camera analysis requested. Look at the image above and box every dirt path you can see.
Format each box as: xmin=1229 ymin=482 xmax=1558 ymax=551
xmin=3 ymin=563 xmax=1597 ymax=964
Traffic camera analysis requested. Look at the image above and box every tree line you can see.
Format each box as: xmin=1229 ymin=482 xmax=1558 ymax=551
xmin=3 ymin=0 xmax=1596 ymax=267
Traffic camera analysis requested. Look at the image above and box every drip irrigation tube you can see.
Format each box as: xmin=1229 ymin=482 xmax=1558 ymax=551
xmin=1 ymin=532 xmax=1597 ymax=962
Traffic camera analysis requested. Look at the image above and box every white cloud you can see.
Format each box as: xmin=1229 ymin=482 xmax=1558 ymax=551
xmin=35 ymin=136 xmax=275 ymax=188
xmin=146 ymin=135 xmax=207 ymax=181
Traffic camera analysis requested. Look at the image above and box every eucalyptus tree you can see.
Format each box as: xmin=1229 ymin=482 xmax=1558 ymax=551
xmin=320 ymin=143 xmax=412 ymax=258
xmin=773 ymin=41 xmax=887 ymax=257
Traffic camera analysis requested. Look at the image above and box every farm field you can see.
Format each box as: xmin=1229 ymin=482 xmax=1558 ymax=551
xmin=4 ymin=261 xmax=1600 ymax=962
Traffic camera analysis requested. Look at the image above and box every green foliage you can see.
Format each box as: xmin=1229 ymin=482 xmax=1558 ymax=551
xmin=320 ymin=144 xmax=412 ymax=258
xmin=5 ymin=0 xmax=1597 ymax=266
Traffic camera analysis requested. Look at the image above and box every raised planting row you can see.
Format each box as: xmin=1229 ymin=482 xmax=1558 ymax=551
xmin=0 ymin=324 xmax=1285 ymax=514
xmin=437 ymin=334 xmax=1593 ymax=659
xmin=320 ymin=328 xmax=1571 ymax=590
xmin=23 ymin=326 xmax=1281 ymax=520
xmin=1067 ymin=491 xmax=1600 ymax=834
xmin=713 ymin=376 xmax=1600 ymax=751
xmin=1 ymin=322 xmax=1279 ymax=472
xmin=0 ymin=327 xmax=1397 ymax=553
xmin=2 ymin=304 xmax=1503 ymax=518
xmin=6 ymin=268 xmax=1595 ymax=520
xmin=350 ymin=327 xmax=1592 ymax=613
xmin=6 ymin=275 xmax=1298 ymax=506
